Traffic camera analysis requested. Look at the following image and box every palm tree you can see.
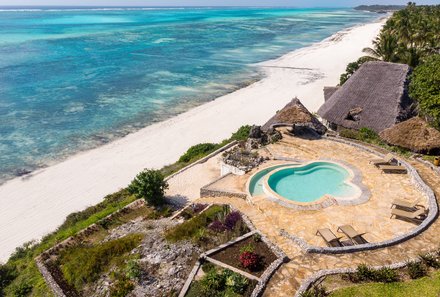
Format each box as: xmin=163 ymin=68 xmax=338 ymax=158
xmin=362 ymin=33 xmax=400 ymax=62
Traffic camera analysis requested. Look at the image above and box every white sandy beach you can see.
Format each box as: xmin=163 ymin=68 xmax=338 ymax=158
xmin=0 ymin=18 xmax=385 ymax=262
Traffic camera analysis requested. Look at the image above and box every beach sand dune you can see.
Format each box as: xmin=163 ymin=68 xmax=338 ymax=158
xmin=0 ymin=18 xmax=384 ymax=262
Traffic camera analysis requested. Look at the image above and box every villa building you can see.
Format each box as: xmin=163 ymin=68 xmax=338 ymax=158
xmin=318 ymin=61 xmax=414 ymax=133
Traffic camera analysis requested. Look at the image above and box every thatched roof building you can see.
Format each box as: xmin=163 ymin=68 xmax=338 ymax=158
xmin=379 ymin=117 xmax=440 ymax=155
xmin=262 ymin=97 xmax=326 ymax=135
xmin=318 ymin=61 xmax=413 ymax=133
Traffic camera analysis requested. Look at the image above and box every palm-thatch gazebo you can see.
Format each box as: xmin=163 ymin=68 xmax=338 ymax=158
xmin=318 ymin=61 xmax=414 ymax=133
xmin=379 ymin=117 xmax=440 ymax=155
xmin=262 ymin=97 xmax=327 ymax=135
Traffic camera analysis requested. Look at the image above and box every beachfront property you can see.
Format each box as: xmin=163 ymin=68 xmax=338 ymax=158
xmin=32 ymin=94 xmax=440 ymax=296
xmin=2 ymin=3 xmax=440 ymax=297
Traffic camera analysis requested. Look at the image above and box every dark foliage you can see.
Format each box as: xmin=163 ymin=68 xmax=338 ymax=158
xmin=407 ymin=261 xmax=428 ymax=279
xmin=224 ymin=211 xmax=242 ymax=230
xmin=128 ymin=169 xmax=168 ymax=206
xmin=409 ymin=54 xmax=440 ymax=128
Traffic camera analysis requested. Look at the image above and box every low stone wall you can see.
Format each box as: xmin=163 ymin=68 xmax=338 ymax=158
xmin=294 ymin=261 xmax=411 ymax=297
xmin=36 ymin=199 xmax=146 ymax=297
xmin=200 ymin=173 xmax=248 ymax=199
xmin=35 ymin=259 xmax=67 ymax=297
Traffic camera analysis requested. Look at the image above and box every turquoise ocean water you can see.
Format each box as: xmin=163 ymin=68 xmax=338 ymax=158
xmin=0 ymin=7 xmax=376 ymax=183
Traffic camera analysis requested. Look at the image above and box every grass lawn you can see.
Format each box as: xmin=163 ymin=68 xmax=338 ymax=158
xmin=330 ymin=271 xmax=440 ymax=297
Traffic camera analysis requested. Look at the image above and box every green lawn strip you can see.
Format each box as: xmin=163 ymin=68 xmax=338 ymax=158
xmin=330 ymin=271 xmax=440 ymax=297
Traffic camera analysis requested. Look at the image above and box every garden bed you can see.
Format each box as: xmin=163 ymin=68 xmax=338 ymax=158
xmin=210 ymin=235 xmax=278 ymax=278
xmin=165 ymin=204 xmax=250 ymax=250
xmin=185 ymin=263 xmax=258 ymax=297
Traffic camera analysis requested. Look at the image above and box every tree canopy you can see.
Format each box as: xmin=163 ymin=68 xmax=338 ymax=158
xmin=362 ymin=4 xmax=440 ymax=67
xmin=128 ymin=169 xmax=168 ymax=206
xmin=409 ymin=54 xmax=440 ymax=128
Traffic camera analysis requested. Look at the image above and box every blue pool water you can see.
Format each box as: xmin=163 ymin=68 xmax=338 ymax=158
xmin=248 ymin=164 xmax=291 ymax=196
xmin=267 ymin=162 xmax=358 ymax=202
xmin=0 ymin=7 xmax=376 ymax=183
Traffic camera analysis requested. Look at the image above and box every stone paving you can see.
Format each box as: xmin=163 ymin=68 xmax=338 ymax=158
xmin=195 ymin=135 xmax=440 ymax=296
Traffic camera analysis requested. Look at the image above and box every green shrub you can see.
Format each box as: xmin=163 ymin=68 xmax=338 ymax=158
xmin=407 ymin=261 xmax=427 ymax=279
xmin=200 ymin=269 xmax=226 ymax=292
xmin=355 ymin=264 xmax=375 ymax=282
xmin=373 ymin=267 xmax=399 ymax=283
xmin=128 ymin=169 xmax=168 ymax=206
xmin=352 ymin=265 xmax=399 ymax=283
xmin=224 ymin=270 xmax=248 ymax=294
xmin=178 ymin=143 xmax=218 ymax=163
xmin=109 ymin=277 xmax=135 ymax=297
xmin=339 ymin=129 xmax=360 ymax=140
xmin=357 ymin=128 xmax=380 ymax=142
xmin=409 ymin=54 xmax=440 ymax=128
xmin=420 ymin=253 xmax=440 ymax=268
xmin=339 ymin=128 xmax=380 ymax=143
xmin=11 ymin=281 xmax=32 ymax=297
xmin=126 ymin=260 xmax=142 ymax=280
xmin=0 ymin=264 xmax=18 ymax=294
xmin=229 ymin=125 xmax=252 ymax=142
xmin=59 ymin=234 xmax=143 ymax=291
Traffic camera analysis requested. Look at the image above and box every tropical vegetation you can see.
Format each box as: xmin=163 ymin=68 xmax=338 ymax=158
xmin=409 ymin=54 xmax=440 ymax=128
xmin=362 ymin=3 xmax=440 ymax=67
xmin=340 ymin=3 xmax=440 ymax=85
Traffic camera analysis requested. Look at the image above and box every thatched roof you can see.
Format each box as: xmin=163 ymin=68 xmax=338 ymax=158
xmin=379 ymin=117 xmax=440 ymax=154
xmin=262 ymin=97 xmax=326 ymax=134
xmin=318 ymin=61 xmax=413 ymax=133
xmin=323 ymin=86 xmax=340 ymax=101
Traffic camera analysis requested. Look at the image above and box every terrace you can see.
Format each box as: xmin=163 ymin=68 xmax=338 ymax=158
xmin=173 ymin=129 xmax=439 ymax=296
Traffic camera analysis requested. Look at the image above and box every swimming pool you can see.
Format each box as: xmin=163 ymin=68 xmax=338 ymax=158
xmin=248 ymin=164 xmax=291 ymax=197
xmin=265 ymin=162 xmax=359 ymax=203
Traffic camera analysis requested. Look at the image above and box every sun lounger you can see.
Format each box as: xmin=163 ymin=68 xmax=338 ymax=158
xmin=316 ymin=228 xmax=343 ymax=247
xmin=379 ymin=165 xmax=407 ymax=174
xmin=391 ymin=208 xmax=427 ymax=221
xmin=369 ymin=153 xmax=396 ymax=167
xmin=391 ymin=198 xmax=423 ymax=209
xmin=337 ymin=225 xmax=368 ymax=245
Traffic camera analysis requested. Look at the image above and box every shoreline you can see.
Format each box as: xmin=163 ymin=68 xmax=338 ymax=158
xmin=0 ymin=17 xmax=385 ymax=262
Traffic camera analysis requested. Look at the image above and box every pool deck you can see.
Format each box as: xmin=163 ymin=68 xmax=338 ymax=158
xmin=165 ymin=131 xmax=439 ymax=296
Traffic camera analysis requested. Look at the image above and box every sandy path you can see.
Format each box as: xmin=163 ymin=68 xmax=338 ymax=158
xmin=0 ymin=18 xmax=384 ymax=262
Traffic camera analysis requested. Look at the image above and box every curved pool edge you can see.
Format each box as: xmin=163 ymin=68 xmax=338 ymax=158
xmin=247 ymin=159 xmax=370 ymax=211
